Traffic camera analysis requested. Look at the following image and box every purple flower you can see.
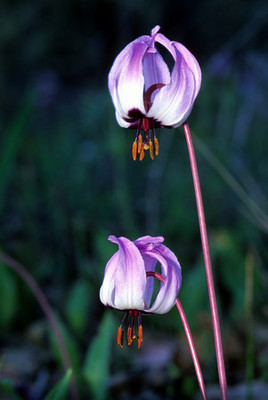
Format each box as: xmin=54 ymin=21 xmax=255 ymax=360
xmin=99 ymin=235 xmax=182 ymax=348
xmin=108 ymin=25 xmax=201 ymax=160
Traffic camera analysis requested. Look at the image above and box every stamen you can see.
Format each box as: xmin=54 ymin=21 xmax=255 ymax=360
xmin=154 ymin=137 xmax=159 ymax=156
xmin=137 ymin=325 xmax=143 ymax=349
xmin=117 ymin=326 xmax=124 ymax=348
xmin=127 ymin=327 xmax=133 ymax=346
xmin=149 ymin=140 xmax=154 ymax=160
xmin=132 ymin=140 xmax=137 ymax=161
xmin=117 ymin=311 xmax=143 ymax=349
xmin=139 ymin=144 xmax=145 ymax=161
xmin=138 ymin=133 xmax=143 ymax=153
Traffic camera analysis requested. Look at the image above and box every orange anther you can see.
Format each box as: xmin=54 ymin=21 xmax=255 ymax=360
xmin=138 ymin=134 xmax=143 ymax=153
xmin=137 ymin=325 xmax=143 ymax=349
xmin=154 ymin=137 xmax=159 ymax=156
xmin=139 ymin=144 xmax=145 ymax=161
xmin=132 ymin=141 xmax=137 ymax=161
xmin=149 ymin=140 xmax=154 ymax=160
xmin=117 ymin=326 xmax=124 ymax=348
xmin=127 ymin=327 xmax=133 ymax=346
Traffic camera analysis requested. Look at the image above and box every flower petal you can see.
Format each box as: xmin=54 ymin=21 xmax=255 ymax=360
xmin=108 ymin=236 xmax=146 ymax=310
xmin=143 ymin=244 xmax=182 ymax=314
xmin=146 ymin=32 xmax=201 ymax=127
xmin=172 ymin=41 xmax=201 ymax=99
xmin=142 ymin=50 xmax=170 ymax=94
xmin=99 ymin=250 xmax=119 ymax=308
xmin=108 ymin=37 xmax=150 ymax=123
xmin=140 ymin=253 xmax=158 ymax=308
xmin=133 ymin=235 xmax=165 ymax=308
xmin=147 ymin=46 xmax=196 ymax=127
xmin=134 ymin=235 xmax=164 ymax=251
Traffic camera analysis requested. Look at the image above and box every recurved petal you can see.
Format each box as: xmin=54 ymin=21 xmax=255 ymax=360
xmin=140 ymin=253 xmax=158 ymax=308
xmin=142 ymin=50 xmax=170 ymax=94
xmin=144 ymin=244 xmax=182 ymax=314
xmin=108 ymin=236 xmax=146 ymax=311
xmin=172 ymin=41 xmax=201 ymax=98
xmin=155 ymin=31 xmax=201 ymax=88
xmin=134 ymin=236 xmax=164 ymax=307
xmin=99 ymin=250 xmax=119 ymax=308
xmin=108 ymin=37 xmax=150 ymax=121
xmin=134 ymin=235 xmax=164 ymax=251
xmin=147 ymin=46 xmax=197 ymax=127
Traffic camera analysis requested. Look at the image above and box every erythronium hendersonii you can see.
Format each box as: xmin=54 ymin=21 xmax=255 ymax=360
xmin=99 ymin=235 xmax=182 ymax=348
xmin=99 ymin=235 xmax=208 ymax=399
xmin=108 ymin=25 xmax=201 ymax=160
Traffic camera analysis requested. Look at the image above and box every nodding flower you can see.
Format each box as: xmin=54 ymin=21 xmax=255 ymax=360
xmin=99 ymin=235 xmax=182 ymax=348
xmin=108 ymin=25 xmax=201 ymax=161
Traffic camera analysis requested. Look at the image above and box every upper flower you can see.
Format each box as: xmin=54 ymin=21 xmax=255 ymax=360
xmin=99 ymin=235 xmax=182 ymax=348
xmin=108 ymin=25 xmax=201 ymax=160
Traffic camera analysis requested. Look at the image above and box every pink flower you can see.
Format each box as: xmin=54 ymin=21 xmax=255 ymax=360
xmin=99 ymin=235 xmax=182 ymax=348
xmin=108 ymin=25 xmax=201 ymax=160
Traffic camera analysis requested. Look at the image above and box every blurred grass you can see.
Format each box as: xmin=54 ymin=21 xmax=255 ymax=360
xmin=0 ymin=0 xmax=268 ymax=398
xmin=0 ymin=72 xmax=267 ymax=397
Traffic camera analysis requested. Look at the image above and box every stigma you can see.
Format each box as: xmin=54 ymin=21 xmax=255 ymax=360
xmin=132 ymin=118 xmax=159 ymax=161
xmin=116 ymin=310 xmax=143 ymax=349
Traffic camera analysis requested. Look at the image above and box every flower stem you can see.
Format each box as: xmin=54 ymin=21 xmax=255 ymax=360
xmin=183 ymin=123 xmax=228 ymax=400
xmin=146 ymin=271 xmax=207 ymax=400
xmin=0 ymin=251 xmax=80 ymax=400
xmin=175 ymin=299 xmax=207 ymax=400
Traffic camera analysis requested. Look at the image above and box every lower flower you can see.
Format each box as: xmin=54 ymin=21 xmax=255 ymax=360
xmin=99 ymin=235 xmax=182 ymax=348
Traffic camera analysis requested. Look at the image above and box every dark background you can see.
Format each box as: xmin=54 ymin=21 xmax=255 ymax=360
xmin=0 ymin=0 xmax=268 ymax=399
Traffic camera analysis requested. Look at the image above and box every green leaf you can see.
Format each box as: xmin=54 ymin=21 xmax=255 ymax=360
xmin=65 ymin=279 xmax=92 ymax=336
xmin=45 ymin=369 xmax=72 ymax=400
xmin=83 ymin=311 xmax=115 ymax=400
xmin=0 ymin=262 xmax=18 ymax=328
xmin=0 ymin=91 xmax=33 ymax=216
xmin=49 ymin=315 xmax=80 ymax=374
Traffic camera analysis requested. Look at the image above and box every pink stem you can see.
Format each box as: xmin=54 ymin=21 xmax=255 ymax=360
xmin=0 ymin=251 xmax=80 ymax=400
xmin=183 ymin=123 xmax=228 ymax=400
xmin=146 ymin=271 xmax=207 ymax=400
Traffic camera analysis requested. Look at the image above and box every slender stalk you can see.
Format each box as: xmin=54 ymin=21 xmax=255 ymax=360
xmin=175 ymin=299 xmax=207 ymax=400
xmin=183 ymin=123 xmax=228 ymax=400
xmin=245 ymin=251 xmax=254 ymax=400
xmin=146 ymin=271 xmax=207 ymax=400
xmin=0 ymin=251 xmax=80 ymax=400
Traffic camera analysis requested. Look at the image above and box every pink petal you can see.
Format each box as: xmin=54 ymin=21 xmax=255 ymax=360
xmin=108 ymin=37 xmax=150 ymax=123
xmin=142 ymin=50 xmax=170 ymax=94
xmin=143 ymin=244 xmax=182 ymax=314
xmin=108 ymin=236 xmax=146 ymax=310
xmin=99 ymin=250 xmax=119 ymax=308
xmin=147 ymin=46 xmax=197 ymax=127
xmin=134 ymin=235 xmax=164 ymax=249
xmin=147 ymin=32 xmax=201 ymax=127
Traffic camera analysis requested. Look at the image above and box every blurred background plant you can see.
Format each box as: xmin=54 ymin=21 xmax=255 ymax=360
xmin=0 ymin=0 xmax=268 ymax=399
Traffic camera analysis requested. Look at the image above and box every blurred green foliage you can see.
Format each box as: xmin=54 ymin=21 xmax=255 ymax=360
xmin=83 ymin=312 xmax=115 ymax=400
xmin=0 ymin=0 xmax=268 ymax=399
xmin=45 ymin=369 xmax=73 ymax=400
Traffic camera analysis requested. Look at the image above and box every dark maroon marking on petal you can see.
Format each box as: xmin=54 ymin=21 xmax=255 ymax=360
xmin=143 ymin=83 xmax=165 ymax=112
xmin=123 ymin=108 xmax=145 ymax=123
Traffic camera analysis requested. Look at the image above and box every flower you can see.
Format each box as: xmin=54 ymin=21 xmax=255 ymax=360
xmin=108 ymin=25 xmax=201 ymax=160
xmin=99 ymin=235 xmax=182 ymax=348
